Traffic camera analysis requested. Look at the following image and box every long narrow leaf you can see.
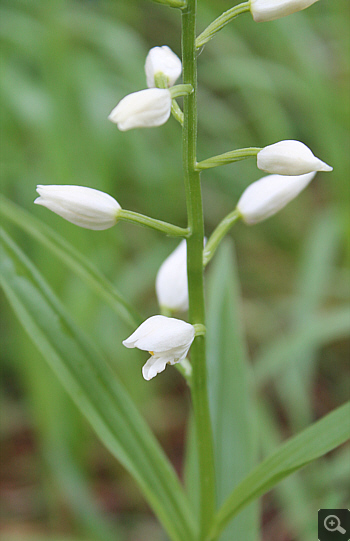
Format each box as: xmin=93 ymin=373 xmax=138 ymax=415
xmin=206 ymin=241 xmax=258 ymax=540
xmin=277 ymin=212 xmax=341 ymax=429
xmin=0 ymin=195 xmax=141 ymax=327
xmin=209 ymin=402 xmax=350 ymax=540
xmin=0 ymin=229 xmax=197 ymax=541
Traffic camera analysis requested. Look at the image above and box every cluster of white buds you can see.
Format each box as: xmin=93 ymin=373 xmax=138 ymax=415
xmin=250 ymin=0 xmax=319 ymax=23
xmin=34 ymin=32 xmax=333 ymax=381
xmin=109 ymin=46 xmax=182 ymax=131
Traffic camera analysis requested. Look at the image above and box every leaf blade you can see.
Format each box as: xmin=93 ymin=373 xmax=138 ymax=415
xmin=0 ymin=195 xmax=141 ymax=327
xmin=206 ymin=241 xmax=258 ymax=541
xmin=209 ymin=402 xmax=350 ymax=540
xmin=0 ymin=229 xmax=196 ymax=541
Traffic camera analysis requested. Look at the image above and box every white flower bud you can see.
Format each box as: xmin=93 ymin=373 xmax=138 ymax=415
xmin=145 ymin=46 xmax=182 ymax=88
xmin=108 ymin=88 xmax=172 ymax=131
xmin=257 ymin=140 xmax=333 ymax=176
xmin=250 ymin=0 xmax=319 ymax=23
xmin=34 ymin=185 xmax=121 ymax=230
xmin=156 ymin=240 xmax=188 ymax=312
xmin=237 ymin=171 xmax=316 ymax=225
xmin=123 ymin=315 xmax=195 ymax=380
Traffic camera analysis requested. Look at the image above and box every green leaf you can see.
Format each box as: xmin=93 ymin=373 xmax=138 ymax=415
xmin=258 ymin=401 xmax=316 ymax=541
xmin=276 ymin=211 xmax=341 ymax=429
xmin=0 ymin=195 xmax=141 ymax=328
xmin=206 ymin=241 xmax=258 ymax=541
xmin=0 ymin=229 xmax=197 ymax=541
xmin=209 ymin=401 xmax=350 ymax=540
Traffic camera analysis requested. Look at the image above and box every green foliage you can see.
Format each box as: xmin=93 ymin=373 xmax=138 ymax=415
xmin=1 ymin=0 xmax=349 ymax=539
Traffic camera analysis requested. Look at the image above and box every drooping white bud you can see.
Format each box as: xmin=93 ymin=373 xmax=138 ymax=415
xmin=237 ymin=171 xmax=316 ymax=225
xmin=34 ymin=185 xmax=121 ymax=230
xmin=123 ymin=315 xmax=195 ymax=380
xmin=108 ymin=88 xmax=172 ymax=131
xmin=145 ymin=46 xmax=182 ymax=88
xmin=250 ymin=0 xmax=319 ymax=23
xmin=156 ymin=240 xmax=188 ymax=312
xmin=257 ymin=140 xmax=333 ymax=176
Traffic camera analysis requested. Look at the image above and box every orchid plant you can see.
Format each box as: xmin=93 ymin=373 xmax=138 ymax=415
xmin=1 ymin=1 xmax=349 ymax=540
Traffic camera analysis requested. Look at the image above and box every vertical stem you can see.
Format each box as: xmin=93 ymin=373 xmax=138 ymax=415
xmin=182 ymin=1 xmax=216 ymax=537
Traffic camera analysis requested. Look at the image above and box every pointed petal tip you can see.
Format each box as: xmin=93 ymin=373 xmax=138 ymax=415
xmin=122 ymin=338 xmax=134 ymax=348
xmin=320 ymin=162 xmax=333 ymax=172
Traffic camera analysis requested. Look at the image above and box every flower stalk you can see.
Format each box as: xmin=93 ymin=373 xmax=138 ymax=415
xmin=151 ymin=0 xmax=187 ymax=8
xmin=182 ymin=0 xmax=216 ymax=536
xmin=196 ymin=1 xmax=250 ymax=49
xmin=203 ymin=209 xmax=241 ymax=266
xmin=118 ymin=210 xmax=189 ymax=237
xmin=196 ymin=147 xmax=261 ymax=171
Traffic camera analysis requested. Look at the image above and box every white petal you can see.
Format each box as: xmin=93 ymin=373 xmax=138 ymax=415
xmin=257 ymin=140 xmax=332 ymax=176
xmin=250 ymin=0 xmax=319 ymax=23
xmin=122 ymin=315 xmax=195 ymax=353
xmin=142 ymin=355 xmax=170 ymax=380
xmin=108 ymin=88 xmax=172 ymax=131
xmin=237 ymin=171 xmax=316 ymax=224
xmin=156 ymin=240 xmax=188 ymax=312
xmin=145 ymin=46 xmax=182 ymax=88
xmin=34 ymin=185 xmax=121 ymax=230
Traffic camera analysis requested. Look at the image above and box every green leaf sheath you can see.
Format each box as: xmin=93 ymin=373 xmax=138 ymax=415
xmin=208 ymin=401 xmax=350 ymax=540
xmin=0 ymin=229 xmax=197 ymax=541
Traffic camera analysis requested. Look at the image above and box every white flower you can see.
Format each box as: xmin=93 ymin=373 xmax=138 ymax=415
xmin=237 ymin=171 xmax=316 ymax=224
xmin=145 ymin=46 xmax=182 ymax=88
xmin=250 ymin=0 xmax=319 ymax=23
xmin=257 ymin=140 xmax=333 ymax=176
xmin=34 ymin=185 xmax=121 ymax=230
xmin=123 ymin=315 xmax=195 ymax=380
xmin=156 ymin=240 xmax=188 ymax=312
xmin=108 ymin=88 xmax=172 ymax=131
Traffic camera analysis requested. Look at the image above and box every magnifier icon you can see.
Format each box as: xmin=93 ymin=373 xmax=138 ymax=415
xmin=324 ymin=515 xmax=346 ymax=534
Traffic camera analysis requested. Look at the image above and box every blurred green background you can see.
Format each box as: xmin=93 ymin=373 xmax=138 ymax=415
xmin=1 ymin=0 xmax=349 ymax=540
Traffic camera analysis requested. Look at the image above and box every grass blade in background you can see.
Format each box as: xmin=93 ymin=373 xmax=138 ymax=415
xmin=277 ymin=212 xmax=341 ymax=429
xmin=0 ymin=229 xmax=197 ymax=541
xmin=258 ymin=401 xmax=316 ymax=541
xmin=206 ymin=241 xmax=258 ymax=541
xmin=253 ymin=308 xmax=350 ymax=387
xmin=209 ymin=401 xmax=350 ymax=540
xmin=17 ymin=347 xmax=122 ymax=541
xmin=0 ymin=195 xmax=141 ymax=327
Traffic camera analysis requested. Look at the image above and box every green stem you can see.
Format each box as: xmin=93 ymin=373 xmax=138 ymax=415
xmin=203 ymin=209 xmax=241 ymax=266
xmin=182 ymin=1 xmax=216 ymax=538
xmin=118 ymin=210 xmax=189 ymax=237
xmin=196 ymin=1 xmax=250 ymax=49
xmin=196 ymin=147 xmax=261 ymax=171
